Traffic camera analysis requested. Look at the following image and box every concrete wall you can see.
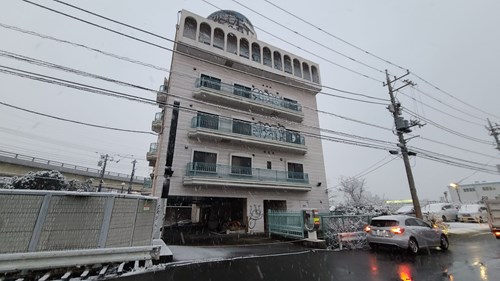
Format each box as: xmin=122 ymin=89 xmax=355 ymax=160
xmin=0 ymin=190 xmax=157 ymax=254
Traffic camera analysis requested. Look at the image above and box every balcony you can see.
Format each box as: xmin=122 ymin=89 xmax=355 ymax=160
xmin=183 ymin=162 xmax=311 ymax=191
xmin=157 ymin=85 xmax=167 ymax=107
xmin=188 ymin=115 xmax=307 ymax=154
xmin=151 ymin=112 xmax=163 ymax=133
xmin=193 ymin=78 xmax=304 ymax=122
xmin=146 ymin=143 xmax=158 ymax=167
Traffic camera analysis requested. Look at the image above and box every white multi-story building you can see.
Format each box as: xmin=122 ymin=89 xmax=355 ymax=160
xmin=148 ymin=10 xmax=328 ymax=235
xmin=448 ymin=182 xmax=500 ymax=203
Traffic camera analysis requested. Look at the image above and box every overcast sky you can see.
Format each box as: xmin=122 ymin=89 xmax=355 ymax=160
xmin=1 ymin=0 xmax=499 ymax=202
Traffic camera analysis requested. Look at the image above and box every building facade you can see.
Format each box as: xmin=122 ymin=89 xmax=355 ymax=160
xmin=148 ymin=10 xmax=328 ymax=234
xmin=448 ymin=182 xmax=500 ymax=203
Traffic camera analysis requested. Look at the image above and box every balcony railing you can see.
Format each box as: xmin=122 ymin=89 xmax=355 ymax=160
xmin=157 ymin=85 xmax=167 ymax=106
xmin=195 ymin=78 xmax=303 ymax=113
xmin=185 ymin=162 xmax=309 ymax=184
xmin=191 ymin=115 xmax=305 ymax=145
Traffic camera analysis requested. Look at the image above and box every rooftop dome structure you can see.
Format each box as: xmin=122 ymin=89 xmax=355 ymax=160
xmin=207 ymin=10 xmax=256 ymax=38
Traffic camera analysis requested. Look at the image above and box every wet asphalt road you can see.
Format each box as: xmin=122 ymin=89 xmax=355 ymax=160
xmin=115 ymin=232 xmax=499 ymax=281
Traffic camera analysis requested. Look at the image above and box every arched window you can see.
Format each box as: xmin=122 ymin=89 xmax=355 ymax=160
xmin=273 ymin=51 xmax=282 ymax=71
xmin=311 ymin=66 xmax=319 ymax=83
xmin=199 ymin=22 xmax=211 ymax=45
xmin=284 ymin=55 xmax=292 ymax=74
xmin=213 ymin=28 xmax=224 ymax=50
xmin=251 ymin=43 xmax=261 ymax=63
xmin=227 ymin=33 xmax=237 ymax=55
xmin=293 ymin=59 xmax=302 ymax=78
xmin=183 ymin=17 xmax=197 ymax=40
xmin=263 ymin=47 xmax=272 ymax=67
xmin=240 ymin=38 xmax=249 ymax=59
xmin=302 ymin=62 xmax=311 ymax=81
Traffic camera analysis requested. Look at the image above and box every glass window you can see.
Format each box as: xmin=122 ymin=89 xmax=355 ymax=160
xmin=231 ymin=156 xmax=252 ymax=175
xmin=273 ymin=51 xmax=282 ymax=70
xmin=183 ymin=17 xmax=197 ymax=40
xmin=263 ymin=47 xmax=272 ymax=67
xmin=232 ymin=119 xmax=251 ymax=136
xmin=293 ymin=59 xmax=302 ymax=77
xmin=287 ymin=162 xmax=304 ymax=179
xmin=251 ymin=43 xmax=261 ymax=63
xmin=196 ymin=112 xmax=219 ymax=130
xmin=233 ymin=83 xmax=251 ymax=98
xmin=227 ymin=33 xmax=237 ymax=54
xmin=311 ymin=65 xmax=319 ymax=83
xmin=240 ymin=38 xmax=249 ymax=59
xmin=371 ymin=220 xmax=399 ymax=227
xmin=199 ymin=22 xmax=211 ymax=45
xmin=267 ymin=161 xmax=272 ymax=169
xmin=200 ymin=74 xmax=221 ymax=90
xmin=302 ymin=62 xmax=311 ymax=80
xmin=284 ymin=55 xmax=292 ymax=74
xmin=213 ymin=28 xmax=224 ymax=50
xmin=192 ymin=151 xmax=217 ymax=172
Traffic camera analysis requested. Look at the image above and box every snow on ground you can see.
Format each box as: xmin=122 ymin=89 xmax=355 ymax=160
xmin=446 ymin=222 xmax=490 ymax=234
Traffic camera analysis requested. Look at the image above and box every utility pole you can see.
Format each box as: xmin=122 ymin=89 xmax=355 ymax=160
xmin=487 ymin=118 xmax=500 ymax=151
xmin=97 ymin=154 xmax=110 ymax=192
xmin=384 ymin=70 xmax=423 ymax=219
xmin=128 ymin=159 xmax=137 ymax=194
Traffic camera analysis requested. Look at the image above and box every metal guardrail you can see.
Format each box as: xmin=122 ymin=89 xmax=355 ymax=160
xmin=195 ymin=77 xmax=303 ymax=113
xmin=0 ymin=150 xmax=145 ymax=181
xmin=267 ymin=210 xmax=304 ymax=239
xmin=185 ymin=162 xmax=309 ymax=184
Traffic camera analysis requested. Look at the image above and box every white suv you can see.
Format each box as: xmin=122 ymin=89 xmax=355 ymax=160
xmin=422 ymin=203 xmax=458 ymax=222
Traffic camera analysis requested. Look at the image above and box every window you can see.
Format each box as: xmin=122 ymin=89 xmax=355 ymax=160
xmin=192 ymin=151 xmax=217 ymax=172
xmin=263 ymin=47 xmax=272 ymax=67
xmin=251 ymin=43 xmax=261 ymax=63
xmin=483 ymin=186 xmax=496 ymax=191
xmin=183 ymin=17 xmax=197 ymax=40
xmin=273 ymin=51 xmax=282 ymax=70
xmin=284 ymin=55 xmax=292 ymax=74
xmin=371 ymin=220 xmax=399 ymax=227
xmin=196 ymin=112 xmax=219 ymax=130
xmin=233 ymin=83 xmax=251 ymax=98
xmin=213 ymin=28 xmax=224 ymax=50
xmin=302 ymin=62 xmax=311 ymax=81
xmin=200 ymin=74 xmax=221 ymax=90
xmin=287 ymin=162 xmax=304 ymax=179
xmin=240 ymin=38 xmax=249 ymax=59
xmin=199 ymin=22 xmax=211 ymax=45
xmin=227 ymin=33 xmax=237 ymax=54
xmin=311 ymin=66 xmax=319 ymax=83
xmin=293 ymin=59 xmax=302 ymax=77
xmin=231 ymin=156 xmax=252 ymax=175
xmin=463 ymin=187 xmax=476 ymax=192
xmin=267 ymin=161 xmax=272 ymax=169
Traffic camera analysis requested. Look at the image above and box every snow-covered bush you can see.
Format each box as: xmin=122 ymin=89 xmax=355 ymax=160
xmin=3 ymin=170 xmax=94 ymax=191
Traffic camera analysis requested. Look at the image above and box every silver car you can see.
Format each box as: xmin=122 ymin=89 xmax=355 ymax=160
xmin=365 ymin=215 xmax=449 ymax=254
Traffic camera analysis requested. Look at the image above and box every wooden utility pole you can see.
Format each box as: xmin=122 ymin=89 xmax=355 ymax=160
xmin=97 ymin=154 xmax=109 ymax=192
xmin=384 ymin=70 xmax=423 ymax=219
xmin=487 ymin=118 xmax=500 ymax=151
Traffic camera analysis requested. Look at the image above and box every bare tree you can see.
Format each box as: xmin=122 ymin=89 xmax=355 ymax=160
xmin=339 ymin=176 xmax=367 ymax=206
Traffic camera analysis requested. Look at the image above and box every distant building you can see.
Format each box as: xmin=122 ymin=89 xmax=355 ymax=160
xmin=148 ymin=9 xmax=328 ymax=234
xmin=448 ymin=182 xmax=500 ymax=203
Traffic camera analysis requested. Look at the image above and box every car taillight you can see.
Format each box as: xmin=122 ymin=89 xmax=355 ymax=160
xmin=494 ymin=231 xmax=500 ymax=237
xmin=391 ymin=227 xmax=405 ymax=234
xmin=364 ymin=225 xmax=371 ymax=232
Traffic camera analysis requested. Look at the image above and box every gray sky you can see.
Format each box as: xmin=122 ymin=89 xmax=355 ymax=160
xmin=1 ymin=0 xmax=499 ymax=202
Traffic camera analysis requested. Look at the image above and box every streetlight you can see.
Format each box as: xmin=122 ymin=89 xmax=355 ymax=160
xmin=449 ymin=183 xmax=462 ymax=203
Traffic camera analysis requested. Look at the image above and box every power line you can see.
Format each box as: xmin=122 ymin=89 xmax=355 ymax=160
xmin=20 ymin=0 xmax=388 ymax=103
xmin=0 ymin=101 xmax=157 ymax=135
xmin=356 ymin=156 xmax=398 ymax=179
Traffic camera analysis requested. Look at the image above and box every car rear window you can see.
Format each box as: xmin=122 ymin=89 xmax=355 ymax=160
xmin=370 ymin=219 xmax=399 ymax=227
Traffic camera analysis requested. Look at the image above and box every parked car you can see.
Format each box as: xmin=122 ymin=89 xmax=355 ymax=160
xmin=365 ymin=215 xmax=449 ymax=254
xmin=458 ymin=204 xmax=488 ymax=223
xmin=422 ymin=203 xmax=458 ymax=222
xmin=395 ymin=204 xmax=415 ymax=216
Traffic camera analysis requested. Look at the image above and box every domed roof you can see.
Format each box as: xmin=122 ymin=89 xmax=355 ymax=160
xmin=207 ymin=10 xmax=256 ymax=38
